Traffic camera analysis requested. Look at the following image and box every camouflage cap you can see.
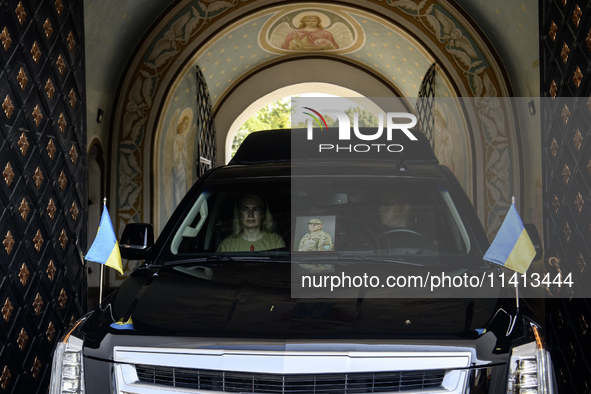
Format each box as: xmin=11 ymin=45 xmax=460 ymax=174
xmin=308 ymin=218 xmax=323 ymax=224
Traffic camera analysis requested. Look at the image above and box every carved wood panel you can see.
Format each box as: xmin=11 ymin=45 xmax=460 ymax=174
xmin=541 ymin=1 xmax=591 ymax=392
xmin=0 ymin=0 xmax=86 ymax=392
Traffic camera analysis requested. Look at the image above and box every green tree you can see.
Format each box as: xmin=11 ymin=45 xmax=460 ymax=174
xmin=231 ymin=98 xmax=291 ymax=157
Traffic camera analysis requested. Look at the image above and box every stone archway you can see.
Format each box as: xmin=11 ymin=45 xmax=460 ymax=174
xmin=111 ymin=0 xmax=521 ymax=273
xmin=214 ymin=61 xmax=403 ymax=160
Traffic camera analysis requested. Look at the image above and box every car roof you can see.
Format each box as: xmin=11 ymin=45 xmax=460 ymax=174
xmin=229 ymin=128 xmax=438 ymax=165
xmin=209 ymin=161 xmax=447 ymax=181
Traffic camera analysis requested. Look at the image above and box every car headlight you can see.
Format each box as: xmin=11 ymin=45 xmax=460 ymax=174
xmin=507 ymin=323 xmax=555 ymax=394
xmin=49 ymin=318 xmax=87 ymax=394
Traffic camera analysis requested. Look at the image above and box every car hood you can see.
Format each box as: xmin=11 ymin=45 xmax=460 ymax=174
xmin=82 ymin=262 xmax=511 ymax=345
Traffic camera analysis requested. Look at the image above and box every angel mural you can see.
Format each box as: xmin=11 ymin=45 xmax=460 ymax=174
xmin=146 ymin=11 xmax=192 ymax=69
xmin=270 ymin=12 xmax=354 ymax=52
xmin=162 ymin=107 xmax=197 ymax=218
xmin=427 ymin=9 xmax=481 ymax=72
xmin=282 ymin=15 xmax=338 ymax=50
xmin=173 ymin=109 xmax=195 ymax=205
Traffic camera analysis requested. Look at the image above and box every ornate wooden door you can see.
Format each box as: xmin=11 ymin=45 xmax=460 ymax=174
xmin=0 ymin=0 xmax=87 ymax=392
xmin=540 ymin=1 xmax=591 ymax=392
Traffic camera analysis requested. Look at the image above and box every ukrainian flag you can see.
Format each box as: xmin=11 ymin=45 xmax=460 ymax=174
xmin=110 ymin=317 xmax=134 ymax=330
xmin=483 ymin=202 xmax=536 ymax=274
xmin=86 ymin=206 xmax=124 ymax=275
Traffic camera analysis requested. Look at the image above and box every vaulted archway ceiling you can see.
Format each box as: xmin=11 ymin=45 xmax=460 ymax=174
xmin=192 ymin=4 xmax=434 ymax=102
xmin=85 ymin=0 xmax=538 ymax=135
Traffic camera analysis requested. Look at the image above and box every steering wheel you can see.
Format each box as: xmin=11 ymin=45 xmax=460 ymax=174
xmin=378 ymin=228 xmax=426 ymax=238
xmin=376 ymin=228 xmax=430 ymax=249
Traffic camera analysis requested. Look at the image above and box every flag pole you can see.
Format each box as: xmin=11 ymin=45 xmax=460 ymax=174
xmin=505 ymin=196 xmax=520 ymax=336
xmin=99 ymin=265 xmax=104 ymax=309
xmin=511 ymin=196 xmax=520 ymax=315
xmin=515 ymin=271 xmax=520 ymax=311
xmin=99 ymin=197 xmax=107 ymax=309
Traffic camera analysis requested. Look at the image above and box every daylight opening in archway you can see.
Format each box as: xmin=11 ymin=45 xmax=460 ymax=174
xmin=231 ymin=96 xmax=292 ymax=158
xmin=225 ymin=83 xmax=363 ymax=163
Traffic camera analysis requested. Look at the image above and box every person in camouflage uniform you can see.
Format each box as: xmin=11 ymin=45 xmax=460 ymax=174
xmin=298 ymin=218 xmax=334 ymax=251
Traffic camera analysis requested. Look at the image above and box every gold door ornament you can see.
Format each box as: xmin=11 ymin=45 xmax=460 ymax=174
xmin=3 ymin=162 xmax=15 ymax=186
xmin=2 ymin=95 xmax=14 ymax=118
xmin=0 ymin=27 xmax=11 ymax=50
xmin=3 ymin=231 xmax=15 ymax=255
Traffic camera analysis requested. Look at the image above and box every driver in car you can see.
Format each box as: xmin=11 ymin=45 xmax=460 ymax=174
xmin=379 ymin=194 xmax=414 ymax=229
xmin=378 ymin=192 xmax=435 ymax=248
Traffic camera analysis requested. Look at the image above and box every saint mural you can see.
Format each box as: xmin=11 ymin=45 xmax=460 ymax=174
xmin=163 ymin=107 xmax=196 ymax=218
xmin=269 ymin=11 xmax=354 ymax=52
xmin=172 ymin=109 xmax=193 ymax=205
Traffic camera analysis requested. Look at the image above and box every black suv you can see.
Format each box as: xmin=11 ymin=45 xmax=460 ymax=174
xmin=49 ymin=129 xmax=555 ymax=393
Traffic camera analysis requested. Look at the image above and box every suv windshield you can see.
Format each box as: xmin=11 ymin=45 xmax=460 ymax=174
xmin=168 ymin=175 xmax=472 ymax=264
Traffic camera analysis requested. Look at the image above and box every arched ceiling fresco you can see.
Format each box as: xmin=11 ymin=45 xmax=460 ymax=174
xmin=192 ymin=4 xmax=435 ymax=103
xmin=84 ymin=0 xmax=538 ymax=130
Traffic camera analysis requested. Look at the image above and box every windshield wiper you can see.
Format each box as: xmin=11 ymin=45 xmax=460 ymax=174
xmin=163 ymin=255 xmax=273 ymax=266
xmin=164 ymin=254 xmax=423 ymax=267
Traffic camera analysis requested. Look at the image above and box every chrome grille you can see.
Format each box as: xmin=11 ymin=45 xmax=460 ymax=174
xmin=135 ymin=364 xmax=445 ymax=393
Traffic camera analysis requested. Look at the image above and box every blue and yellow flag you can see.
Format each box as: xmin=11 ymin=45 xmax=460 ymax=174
xmin=483 ymin=202 xmax=536 ymax=274
xmin=110 ymin=317 xmax=134 ymax=330
xmin=85 ymin=206 xmax=124 ymax=275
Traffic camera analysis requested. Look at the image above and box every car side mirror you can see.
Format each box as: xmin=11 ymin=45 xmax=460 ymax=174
xmin=120 ymin=223 xmax=154 ymax=260
xmin=524 ymin=223 xmax=543 ymax=261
